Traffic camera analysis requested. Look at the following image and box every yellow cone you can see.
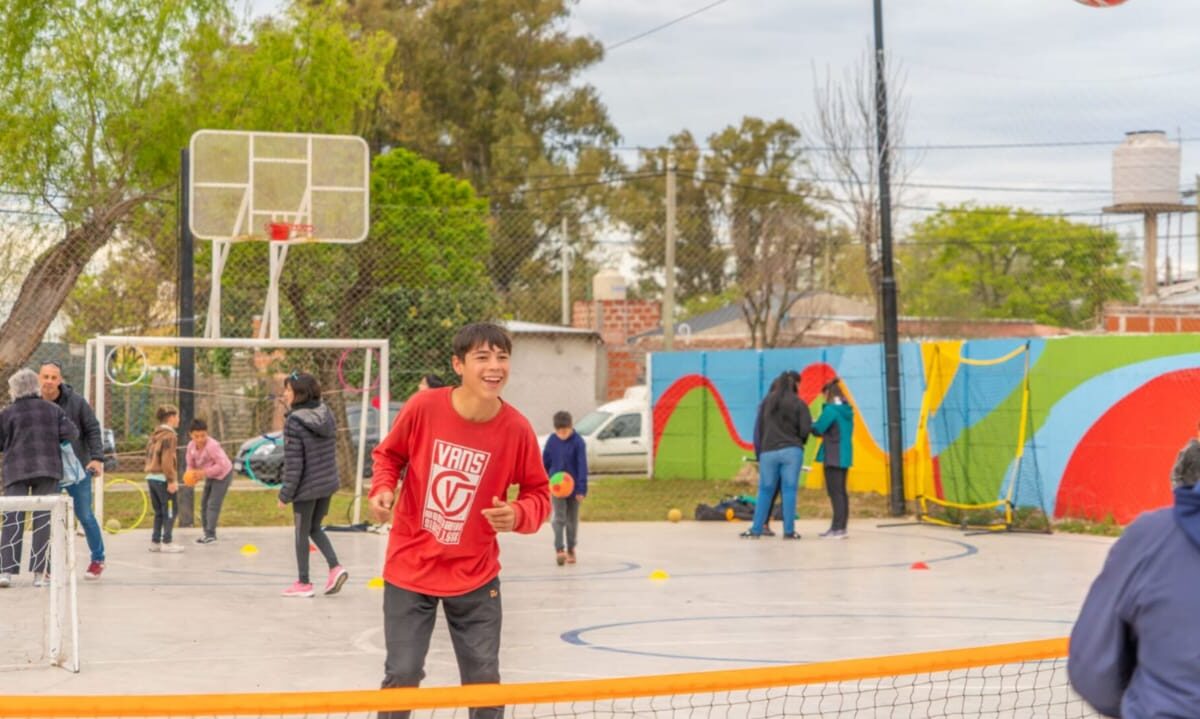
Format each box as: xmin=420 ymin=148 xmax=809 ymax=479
xmin=240 ymin=544 xmax=259 ymax=556
xmin=649 ymin=569 xmax=669 ymax=581
xmin=368 ymin=577 xmax=385 ymax=589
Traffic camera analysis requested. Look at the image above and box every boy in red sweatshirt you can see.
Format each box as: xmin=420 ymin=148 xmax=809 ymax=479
xmin=368 ymin=322 xmax=550 ymax=718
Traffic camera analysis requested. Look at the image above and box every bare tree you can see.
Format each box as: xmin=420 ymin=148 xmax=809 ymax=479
xmin=734 ymin=207 xmax=827 ymax=348
xmin=810 ymin=50 xmax=914 ymax=327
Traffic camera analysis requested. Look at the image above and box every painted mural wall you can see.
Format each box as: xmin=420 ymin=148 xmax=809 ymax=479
xmin=650 ymin=335 xmax=1200 ymax=524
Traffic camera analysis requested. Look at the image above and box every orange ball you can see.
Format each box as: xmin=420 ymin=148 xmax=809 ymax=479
xmin=549 ymin=471 xmax=575 ymax=498
xmin=183 ymin=469 xmax=204 ymax=487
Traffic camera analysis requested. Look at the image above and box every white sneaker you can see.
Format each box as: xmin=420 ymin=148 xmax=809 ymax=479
xmin=32 ymin=573 xmax=50 ymax=587
xmin=148 ymin=543 xmax=162 ymax=552
xmin=160 ymin=543 xmax=184 ymax=554
xmin=0 ymin=573 xmax=11 ymax=588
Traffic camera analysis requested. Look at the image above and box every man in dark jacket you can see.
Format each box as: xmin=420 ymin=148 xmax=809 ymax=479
xmin=1068 ymin=440 xmax=1200 ymax=717
xmin=39 ymin=362 xmax=107 ymax=579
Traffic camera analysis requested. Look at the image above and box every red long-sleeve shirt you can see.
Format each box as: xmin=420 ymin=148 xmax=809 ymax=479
xmin=369 ymin=388 xmax=550 ymax=596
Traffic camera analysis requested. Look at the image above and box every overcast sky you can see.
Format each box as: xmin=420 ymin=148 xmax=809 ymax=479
xmin=249 ymin=0 xmax=1200 ymax=271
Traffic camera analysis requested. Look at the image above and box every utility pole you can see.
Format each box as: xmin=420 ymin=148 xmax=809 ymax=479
xmin=561 ymin=216 xmax=570 ymax=325
xmin=874 ymin=0 xmax=906 ymax=517
xmin=663 ymin=153 xmax=678 ymax=350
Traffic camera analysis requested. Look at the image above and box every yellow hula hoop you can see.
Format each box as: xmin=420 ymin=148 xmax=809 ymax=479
xmin=104 ymin=478 xmax=149 ymax=533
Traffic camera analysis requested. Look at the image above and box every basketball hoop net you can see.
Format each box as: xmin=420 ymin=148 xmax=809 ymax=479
xmin=265 ymin=222 xmax=316 ymax=241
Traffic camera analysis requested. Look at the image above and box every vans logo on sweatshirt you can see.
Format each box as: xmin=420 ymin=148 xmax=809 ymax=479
xmin=423 ymin=440 xmax=492 ymax=544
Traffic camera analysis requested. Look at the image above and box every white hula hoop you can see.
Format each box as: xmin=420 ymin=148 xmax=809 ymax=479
xmin=105 ymin=345 xmax=149 ymax=387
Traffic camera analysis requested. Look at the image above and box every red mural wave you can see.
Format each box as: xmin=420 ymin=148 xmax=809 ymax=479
xmin=1055 ymin=369 xmax=1200 ymax=524
xmin=653 ymin=363 xmax=838 ymax=456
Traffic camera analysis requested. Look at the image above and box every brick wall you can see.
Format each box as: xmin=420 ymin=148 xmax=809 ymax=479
xmin=573 ymin=300 xmax=660 ymax=398
xmin=1104 ymin=304 xmax=1200 ymax=333
xmin=572 ymin=300 xmax=661 ymax=344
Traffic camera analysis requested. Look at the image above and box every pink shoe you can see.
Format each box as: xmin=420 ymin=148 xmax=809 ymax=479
xmin=324 ymin=566 xmax=349 ymax=595
xmin=282 ymin=581 xmax=314 ymax=598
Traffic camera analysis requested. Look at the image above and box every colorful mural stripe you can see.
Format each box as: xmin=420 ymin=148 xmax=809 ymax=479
xmin=650 ymin=335 xmax=1200 ymax=524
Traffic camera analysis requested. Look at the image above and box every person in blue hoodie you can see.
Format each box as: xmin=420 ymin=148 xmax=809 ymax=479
xmin=543 ymin=410 xmax=587 ymax=566
xmin=812 ymin=378 xmax=854 ymax=539
xmin=1068 ymin=439 xmax=1200 ymax=718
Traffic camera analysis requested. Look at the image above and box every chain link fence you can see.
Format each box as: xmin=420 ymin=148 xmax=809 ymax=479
xmin=0 ymin=178 xmax=1152 ymax=473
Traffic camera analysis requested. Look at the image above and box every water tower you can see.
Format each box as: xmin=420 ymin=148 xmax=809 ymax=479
xmin=1103 ymin=131 xmax=1195 ymax=302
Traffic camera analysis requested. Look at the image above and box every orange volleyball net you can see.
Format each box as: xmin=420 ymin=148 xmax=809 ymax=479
xmin=3 ymin=637 xmax=1098 ymax=718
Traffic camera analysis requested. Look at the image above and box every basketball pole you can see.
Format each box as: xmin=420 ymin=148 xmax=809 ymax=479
xmin=874 ymin=0 xmax=907 ymax=517
xmin=178 ymin=148 xmax=197 ymax=488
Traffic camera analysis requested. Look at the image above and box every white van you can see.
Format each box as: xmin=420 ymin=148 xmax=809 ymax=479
xmin=541 ymin=385 xmax=650 ymax=474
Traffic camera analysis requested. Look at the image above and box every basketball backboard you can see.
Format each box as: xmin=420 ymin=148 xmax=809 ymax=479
xmin=188 ymin=130 xmax=369 ymax=244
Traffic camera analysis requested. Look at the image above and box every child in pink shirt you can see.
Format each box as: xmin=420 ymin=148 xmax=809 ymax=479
xmin=185 ymin=418 xmax=233 ymax=544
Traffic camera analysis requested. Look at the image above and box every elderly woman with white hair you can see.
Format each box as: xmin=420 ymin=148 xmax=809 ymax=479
xmin=0 ymin=368 xmax=78 ymax=588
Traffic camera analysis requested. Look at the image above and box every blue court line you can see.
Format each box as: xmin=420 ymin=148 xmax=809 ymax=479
xmin=561 ymin=613 xmax=1074 ymax=665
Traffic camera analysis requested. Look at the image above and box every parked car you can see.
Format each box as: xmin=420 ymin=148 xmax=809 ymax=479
xmin=233 ymin=432 xmax=284 ymax=486
xmin=101 ymin=428 xmax=118 ymax=473
xmin=540 ymin=386 xmax=650 ymax=474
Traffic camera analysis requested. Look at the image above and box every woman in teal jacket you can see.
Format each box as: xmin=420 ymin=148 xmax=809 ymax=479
xmin=812 ymin=379 xmax=854 ymax=538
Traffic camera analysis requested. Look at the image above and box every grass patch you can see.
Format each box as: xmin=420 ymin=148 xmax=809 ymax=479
xmin=100 ymin=475 xmax=358 ymax=531
xmin=578 ymin=477 xmax=893 ymax=523
xmin=1052 ymin=515 xmax=1124 ymax=537
xmin=98 ymin=473 xmax=1124 ymax=536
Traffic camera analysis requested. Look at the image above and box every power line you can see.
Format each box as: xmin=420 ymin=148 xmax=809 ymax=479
xmin=604 ymin=0 xmax=733 ymax=52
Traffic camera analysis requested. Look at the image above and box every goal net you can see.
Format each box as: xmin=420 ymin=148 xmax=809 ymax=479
xmin=913 ymin=341 xmax=1048 ymax=532
xmin=0 ymin=495 xmax=79 ymax=673
xmin=84 ymin=336 xmax=389 ymax=531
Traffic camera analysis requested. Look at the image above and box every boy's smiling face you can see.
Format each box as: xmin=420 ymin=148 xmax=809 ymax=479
xmin=452 ymin=341 xmax=510 ymax=402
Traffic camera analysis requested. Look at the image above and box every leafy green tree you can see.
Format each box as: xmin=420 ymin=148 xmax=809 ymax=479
xmin=0 ymin=0 xmax=393 ymax=391
xmin=342 ymin=0 xmax=619 ymax=292
xmin=614 ymin=131 xmax=726 ymax=303
xmin=0 ymin=0 xmax=227 ymax=388
xmin=899 ymin=205 xmax=1137 ymax=328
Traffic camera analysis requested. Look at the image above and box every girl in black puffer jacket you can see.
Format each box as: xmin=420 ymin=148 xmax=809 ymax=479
xmin=278 ymin=372 xmax=348 ymax=598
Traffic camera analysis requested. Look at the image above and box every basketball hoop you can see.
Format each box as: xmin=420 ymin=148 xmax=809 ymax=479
xmin=265 ymin=222 xmax=316 ymax=241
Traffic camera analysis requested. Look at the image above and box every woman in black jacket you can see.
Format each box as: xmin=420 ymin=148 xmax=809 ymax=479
xmin=278 ymin=371 xmax=347 ymax=598
xmin=743 ymin=371 xmax=812 ymax=540
xmin=0 ymin=368 xmax=78 ymax=587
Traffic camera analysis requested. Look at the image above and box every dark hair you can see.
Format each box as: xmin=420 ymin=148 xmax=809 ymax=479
xmin=553 ymin=410 xmax=573 ymax=429
xmin=38 ymin=360 xmax=64 ymax=374
xmin=452 ymin=322 xmax=512 ymax=361
xmin=285 ymin=371 xmax=321 ymax=406
xmin=422 ymin=373 xmax=446 ymax=389
xmin=156 ymin=404 xmax=178 ymax=423
xmin=762 ymin=371 xmax=799 ymax=422
xmin=1172 ymin=442 xmax=1200 ymax=489
xmin=189 ymin=418 xmax=208 ymax=432
xmin=824 ymin=378 xmax=847 ymax=403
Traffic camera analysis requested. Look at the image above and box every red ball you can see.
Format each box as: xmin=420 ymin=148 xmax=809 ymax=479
xmin=549 ymin=471 xmax=575 ymax=498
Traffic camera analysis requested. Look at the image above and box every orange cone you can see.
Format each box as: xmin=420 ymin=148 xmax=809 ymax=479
xmin=910 ymin=561 xmax=930 ymax=570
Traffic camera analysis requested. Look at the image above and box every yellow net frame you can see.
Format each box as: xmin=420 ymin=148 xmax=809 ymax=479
xmin=913 ymin=342 xmax=1032 ymax=532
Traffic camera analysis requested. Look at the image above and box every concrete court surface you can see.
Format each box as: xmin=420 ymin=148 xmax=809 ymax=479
xmin=1 ymin=518 xmax=1115 ymax=696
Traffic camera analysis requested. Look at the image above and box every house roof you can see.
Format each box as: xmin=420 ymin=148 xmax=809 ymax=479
xmin=633 ymin=291 xmax=875 ymax=339
xmin=502 ymin=320 xmax=600 ymax=338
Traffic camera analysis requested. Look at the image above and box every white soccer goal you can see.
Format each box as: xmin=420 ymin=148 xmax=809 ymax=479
xmin=0 ymin=495 xmax=80 ymax=673
xmin=83 ymin=335 xmax=390 ymax=529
